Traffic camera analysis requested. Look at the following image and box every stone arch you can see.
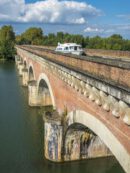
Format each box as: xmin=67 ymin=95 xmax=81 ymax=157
xmin=65 ymin=110 xmax=130 ymax=173
xmin=64 ymin=122 xmax=111 ymax=161
xmin=37 ymin=73 xmax=56 ymax=108
xmin=28 ymin=63 xmax=35 ymax=81
xmin=23 ymin=58 xmax=28 ymax=69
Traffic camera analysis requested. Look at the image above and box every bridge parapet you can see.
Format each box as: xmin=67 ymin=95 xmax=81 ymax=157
xmin=17 ymin=46 xmax=130 ymax=102
xmin=18 ymin=45 xmax=130 ymax=87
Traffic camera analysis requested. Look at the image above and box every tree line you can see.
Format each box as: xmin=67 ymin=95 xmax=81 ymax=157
xmin=16 ymin=27 xmax=130 ymax=51
xmin=0 ymin=25 xmax=130 ymax=60
xmin=0 ymin=25 xmax=15 ymax=60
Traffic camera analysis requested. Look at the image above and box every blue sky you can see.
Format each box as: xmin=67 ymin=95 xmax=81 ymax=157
xmin=0 ymin=0 xmax=130 ymax=38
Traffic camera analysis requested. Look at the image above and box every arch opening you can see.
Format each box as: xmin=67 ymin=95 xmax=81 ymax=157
xmin=28 ymin=66 xmax=34 ymax=81
xmin=37 ymin=73 xmax=56 ymax=109
xmin=23 ymin=60 xmax=27 ymax=68
xmin=37 ymin=78 xmax=53 ymax=107
xmin=65 ymin=110 xmax=130 ymax=173
xmin=64 ymin=122 xmax=111 ymax=161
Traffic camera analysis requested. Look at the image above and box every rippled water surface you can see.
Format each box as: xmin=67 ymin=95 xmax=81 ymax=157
xmin=0 ymin=62 xmax=125 ymax=173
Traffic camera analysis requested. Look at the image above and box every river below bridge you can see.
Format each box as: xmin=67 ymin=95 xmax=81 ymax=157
xmin=0 ymin=62 xmax=125 ymax=173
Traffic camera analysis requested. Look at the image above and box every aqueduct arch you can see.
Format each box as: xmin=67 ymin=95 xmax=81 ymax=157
xmin=65 ymin=110 xmax=130 ymax=173
xmin=23 ymin=59 xmax=27 ymax=68
xmin=37 ymin=73 xmax=56 ymax=108
xmin=64 ymin=122 xmax=111 ymax=161
xmin=28 ymin=64 xmax=35 ymax=81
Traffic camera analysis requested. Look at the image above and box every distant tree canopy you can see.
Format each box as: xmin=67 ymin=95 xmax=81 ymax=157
xmin=15 ymin=27 xmax=130 ymax=51
xmin=16 ymin=27 xmax=43 ymax=45
xmin=0 ymin=25 xmax=15 ymax=60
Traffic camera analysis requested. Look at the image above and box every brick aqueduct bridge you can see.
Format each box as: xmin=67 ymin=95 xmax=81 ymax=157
xmin=16 ymin=45 xmax=130 ymax=173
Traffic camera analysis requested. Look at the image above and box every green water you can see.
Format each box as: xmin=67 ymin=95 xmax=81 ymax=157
xmin=0 ymin=62 xmax=125 ymax=173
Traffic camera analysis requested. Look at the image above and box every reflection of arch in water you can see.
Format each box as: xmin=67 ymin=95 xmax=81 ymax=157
xmin=37 ymin=73 xmax=56 ymax=108
xmin=65 ymin=110 xmax=129 ymax=173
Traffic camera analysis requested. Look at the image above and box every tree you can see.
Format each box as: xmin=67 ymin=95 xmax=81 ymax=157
xmin=88 ymin=36 xmax=104 ymax=49
xmin=22 ymin=27 xmax=43 ymax=45
xmin=0 ymin=25 xmax=15 ymax=60
xmin=122 ymin=40 xmax=130 ymax=51
xmin=105 ymin=34 xmax=123 ymax=50
xmin=15 ymin=27 xmax=130 ymax=51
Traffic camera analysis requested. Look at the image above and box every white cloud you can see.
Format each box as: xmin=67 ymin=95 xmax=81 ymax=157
xmin=117 ymin=14 xmax=130 ymax=20
xmin=68 ymin=17 xmax=86 ymax=24
xmin=0 ymin=0 xmax=24 ymax=22
xmin=83 ymin=24 xmax=130 ymax=38
xmin=117 ymin=24 xmax=130 ymax=30
xmin=0 ymin=0 xmax=101 ymax=24
xmin=84 ymin=27 xmax=104 ymax=33
xmin=107 ymin=24 xmax=130 ymax=32
xmin=104 ymin=29 xmax=115 ymax=33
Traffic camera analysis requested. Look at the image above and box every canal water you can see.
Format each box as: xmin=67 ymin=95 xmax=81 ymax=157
xmin=0 ymin=62 xmax=125 ymax=173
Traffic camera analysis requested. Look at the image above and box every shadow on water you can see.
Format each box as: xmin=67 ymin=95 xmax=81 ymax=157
xmin=0 ymin=62 xmax=125 ymax=173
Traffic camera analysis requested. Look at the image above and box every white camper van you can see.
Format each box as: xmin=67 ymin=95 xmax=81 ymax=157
xmin=55 ymin=43 xmax=84 ymax=55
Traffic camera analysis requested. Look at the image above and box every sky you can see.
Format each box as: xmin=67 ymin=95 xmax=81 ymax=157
xmin=0 ymin=0 xmax=130 ymax=38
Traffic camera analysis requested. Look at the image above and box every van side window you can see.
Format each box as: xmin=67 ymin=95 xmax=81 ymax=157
xmin=65 ymin=47 xmax=68 ymax=50
xmin=74 ymin=46 xmax=77 ymax=50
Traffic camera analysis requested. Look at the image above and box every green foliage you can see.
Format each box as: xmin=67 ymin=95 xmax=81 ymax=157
xmin=0 ymin=25 xmax=15 ymax=60
xmin=16 ymin=27 xmax=43 ymax=45
xmin=16 ymin=27 xmax=130 ymax=51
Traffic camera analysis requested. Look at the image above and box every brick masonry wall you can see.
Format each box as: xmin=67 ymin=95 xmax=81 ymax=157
xmin=28 ymin=45 xmax=130 ymax=58
xmin=86 ymin=49 xmax=130 ymax=59
xmin=19 ymin=46 xmax=130 ymax=90
xmin=17 ymin=48 xmax=130 ymax=170
xmin=17 ymin=47 xmax=130 ymax=172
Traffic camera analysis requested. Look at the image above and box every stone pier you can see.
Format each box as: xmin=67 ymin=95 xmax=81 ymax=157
xmin=44 ymin=111 xmax=63 ymax=162
xmin=15 ymin=55 xmax=20 ymax=65
xmin=22 ymin=68 xmax=28 ymax=86
xmin=43 ymin=112 xmax=112 ymax=163
xmin=18 ymin=62 xmax=24 ymax=76
xmin=28 ymin=80 xmax=38 ymax=106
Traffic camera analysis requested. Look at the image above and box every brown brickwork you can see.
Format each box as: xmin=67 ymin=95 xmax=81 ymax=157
xmin=16 ymin=46 xmax=130 ymax=169
xmin=19 ymin=45 xmax=130 ymax=90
